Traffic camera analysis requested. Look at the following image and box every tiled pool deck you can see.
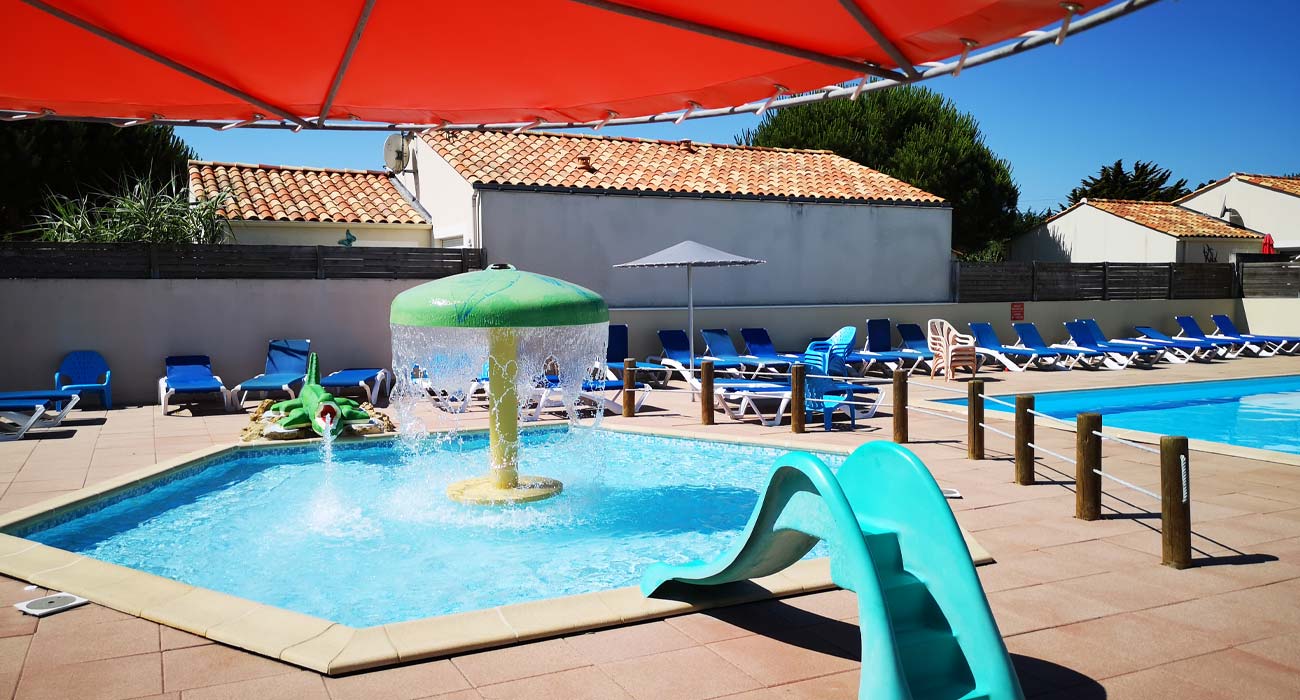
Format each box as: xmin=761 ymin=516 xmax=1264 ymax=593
xmin=2 ymin=357 xmax=1300 ymax=699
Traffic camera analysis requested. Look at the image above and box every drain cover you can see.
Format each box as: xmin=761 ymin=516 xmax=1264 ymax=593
xmin=14 ymin=593 xmax=88 ymax=617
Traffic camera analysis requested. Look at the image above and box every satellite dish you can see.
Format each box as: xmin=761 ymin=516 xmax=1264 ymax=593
xmin=383 ymin=132 xmax=410 ymax=172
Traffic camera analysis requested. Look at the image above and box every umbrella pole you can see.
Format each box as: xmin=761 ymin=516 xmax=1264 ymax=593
xmin=687 ymin=265 xmax=695 ymax=402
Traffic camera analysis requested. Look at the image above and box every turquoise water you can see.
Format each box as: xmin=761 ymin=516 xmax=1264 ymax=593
xmin=943 ymin=375 xmax=1300 ymax=455
xmin=20 ymin=429 xmax=838 ymax=626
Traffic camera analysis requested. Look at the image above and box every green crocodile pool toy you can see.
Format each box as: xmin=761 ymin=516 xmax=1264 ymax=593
xmin=270 ymin=353 xmax=371 ymax=437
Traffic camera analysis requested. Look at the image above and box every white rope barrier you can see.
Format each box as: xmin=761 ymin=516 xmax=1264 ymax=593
xmin=1093 ymin=430 xmax=1161 ymax=455
xmin=980 ymin=423 xmax=1015 ymax=440
xmin=981 ymin=394 xmax=1017 ymax=409
xmin=1093 ymin=469 xmax=1161 ymax=501
xmin=1026 ymin=441 xmax=1075 ymax=465
xmin=1026 ymin=408 xmax=1075 ymax=428
xmin=907 ymin=405 xmax=966 ymax=423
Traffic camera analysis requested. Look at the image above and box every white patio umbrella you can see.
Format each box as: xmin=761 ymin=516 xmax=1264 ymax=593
xmin=614 ymin=240 xmax=765 ymax=369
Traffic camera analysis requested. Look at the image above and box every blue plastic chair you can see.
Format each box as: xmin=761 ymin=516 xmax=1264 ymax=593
xmin=231 ymin=339 xmax=311 ymax=406
xmin=55 ymin=350 xmax=111 ymax=409
xmin=159 ymin=356 xmax=231 ymax=413
xmin=802 ymin=341 xmax=861 ymax=431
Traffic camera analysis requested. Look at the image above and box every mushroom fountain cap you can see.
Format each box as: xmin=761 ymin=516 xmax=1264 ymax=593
xmin=390 ymin=264 xmax=608 ymax=328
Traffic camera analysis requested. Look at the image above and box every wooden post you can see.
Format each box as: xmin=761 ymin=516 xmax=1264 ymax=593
xmin=1075 ymin=412 xmax=1102 ymax=521
xmin=622 ymin=358 xmax=636 ymax=418
xmin=892 ymin=369 xmax=908 ymax=443
xmin=790 ymin=363 xmax=806 ymax=434
xmin=968 ymin=379 xmax=984 ymax=460
xmin=700 ymin=360 xmax=715 ymax=426
xmin=1015 ymin=395 xmax=1035 ymax=485
xmin=1161 ymin=436 xmax=1192 ymax=569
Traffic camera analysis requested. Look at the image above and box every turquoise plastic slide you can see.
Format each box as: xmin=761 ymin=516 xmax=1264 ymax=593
xmin=641 ymin=442 xmax=1023 ymax=700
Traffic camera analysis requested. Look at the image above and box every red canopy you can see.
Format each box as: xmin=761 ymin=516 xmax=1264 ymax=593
xmin=2 ymin=0 xmax=1152 ymax=129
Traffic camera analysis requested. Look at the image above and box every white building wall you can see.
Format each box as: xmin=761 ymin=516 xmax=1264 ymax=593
xmin=1173 ymin=237 xmax=1263 ymax=263
xmin=226 ymin=221 xmax=433 ymax=247
xmin=475 ymin=189 xmax=953 ymax=307
xmin=1011 ymin=205 xmax=1177 ymax=262
xmin=1180 ymin=179 xmax=1300 ymax=244
xmin=396 ymin=138 xmax=476 ymax=247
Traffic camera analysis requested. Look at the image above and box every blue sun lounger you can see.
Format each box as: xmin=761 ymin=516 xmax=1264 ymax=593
xmin=1064 ymin=321 xmax=1162 ymax=369
xmin=158 ymin=356 xmax=232 ymax=413
xmin=605 ymin=325 xmax=673 ymax=385
xmin=1175 ymin=315 xmax=1267 ymax=358
xmin=702 ymin=328 xmax=790 ymax=376
xmin=231 ymin=339 xmax=311 ymax=407
xmin=848 ymin=319 xmax=919 ymax=377
xmin=321 ymin=368 xmax=390 ymax=405
xmin=1211 ymin=314 xmax=1300 ymax=355
xmin=653 ymin=329 xmax=744 ymax=381
xmin=896 ymin=323 xmax=936 ymax=365
xmin=969 ymin=322 xmax=1060 ymax=371
xmin=1011 ymin=322 xmax=1114 ymax=370
xmin=0 ymin=398 xmax=55 ymax=441
xmin=0 ymin=390 xmax=81 ymax=428
xmin=530 ymin=374 xmax=652 ymax=419
xmin=1132 ymin=325 xmax=1224 ymax=362
xmin=739 ymin=328 xmax=801 ymax=366
xmin=720 ymin=340 xmax=883 ymax=428
xmin=55 ymin=350 xmax=111 ymax=409
xmin=1075 ymin=319 xmax=1177 ymax=364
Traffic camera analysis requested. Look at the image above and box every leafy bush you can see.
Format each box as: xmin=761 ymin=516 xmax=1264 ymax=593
xmin=26 ymin=177 xmax=230 ymax=244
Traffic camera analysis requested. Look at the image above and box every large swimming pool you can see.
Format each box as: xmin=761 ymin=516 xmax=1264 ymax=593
xmin=13 ymin=428 xmax=838 ymax=627
xmin=946 ymin=375 xmax=1300 ymax=455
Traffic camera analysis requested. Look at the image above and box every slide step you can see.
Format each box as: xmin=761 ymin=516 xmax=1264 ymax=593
xmin=896 ymin=628 xmax=975 ymax=699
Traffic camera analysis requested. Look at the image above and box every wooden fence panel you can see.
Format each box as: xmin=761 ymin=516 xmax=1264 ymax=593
xmin=1105 ymin=263 xmax=1171 ymax=300
xmin=1241 ymin=262 xmax=1300 ymax=297
xmin=0 ymin=243 xmax=152 ymax=278
xmin=0 ymin=243 xmax=483 ymax=280
xmin=1032 ymin=262 xmax=1106 ymax=301
xmin=955 ymin=262 xmax=1032 ymax=302
xmin=1171 ymin=263 xmax=1235 ymax=299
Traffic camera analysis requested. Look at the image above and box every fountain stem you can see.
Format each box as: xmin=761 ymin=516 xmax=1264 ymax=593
xmin=487 ymin=327 xmax=520 ymax=490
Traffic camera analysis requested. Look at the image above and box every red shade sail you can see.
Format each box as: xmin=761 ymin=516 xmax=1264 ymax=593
xmin=2 ymin=0 xmax=1154 ymax=130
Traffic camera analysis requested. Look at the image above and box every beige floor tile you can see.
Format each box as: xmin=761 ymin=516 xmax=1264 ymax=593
xmin=706 ymin=625 xmax=858 ymax=686
xmin=25 ymin=616 xmax=159 ymax=670
xmin=476 ymin=666 xmax=632 ymax=700
xmin=161 ymin=643 xmax=296 ymax=692
xmin=176 ymin=670 xmax=328 ymax=700
xmin=322 ymin=659 xmax=470 ymax=700
xmin=14 ymin=652 xmax=163 ymax=700
xmin=564 ymin=620 xmax=698 ymax=664
xmin=600 ymin=646 xmax=761 ymax=700
xmin=450 ymin=638 xmax=587 ymax=687
xmin=1158 ymin=648 xmax=1300 ymax=698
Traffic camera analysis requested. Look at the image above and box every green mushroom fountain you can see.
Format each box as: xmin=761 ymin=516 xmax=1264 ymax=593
xmin=390 ymin=264 xmax=609 ymax=505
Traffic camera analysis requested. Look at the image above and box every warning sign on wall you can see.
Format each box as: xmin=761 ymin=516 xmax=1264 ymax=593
xmin=1010 ymin=302 xmax=1025 ymax=321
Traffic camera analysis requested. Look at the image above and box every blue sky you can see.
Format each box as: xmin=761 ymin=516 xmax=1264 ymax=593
xmin=180 ymin=0 xmax=1298 ymax=211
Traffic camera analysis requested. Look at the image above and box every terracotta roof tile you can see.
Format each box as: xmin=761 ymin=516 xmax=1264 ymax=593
xmin=1087 ymin=199 xmax=1263 ymax=239
xmin=187 ymin=161 xmax=428 ymax=225
xmin=1236 ymin=173 xmax=1300 ymax=198
xmin=420 ymin=130 xmax=944 ymax=204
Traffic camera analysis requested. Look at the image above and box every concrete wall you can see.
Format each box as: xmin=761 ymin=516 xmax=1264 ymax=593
xmin=227 ymin=221 xmax=434 ymax=247
xmin=1011 ymin=205 xmax=1261 ymax=263
xmin=0 ymin=279 xmax=424 ymax=405
xmin=1181 ymin=179 xmax=1300 ymax=244
xmin=396 ymin=138 xmax=477 ymax=246
xmin=477 ymin=189 xmax=954 ymax=307
xmin=1241 ymin=298 xmax=1300 ymax=335
xmin=0 ymin=278 xmax=1240 ymax=405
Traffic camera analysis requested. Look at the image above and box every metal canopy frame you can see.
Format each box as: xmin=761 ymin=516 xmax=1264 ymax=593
xmin=3 ymin=0 xmax=1159 ymax=132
